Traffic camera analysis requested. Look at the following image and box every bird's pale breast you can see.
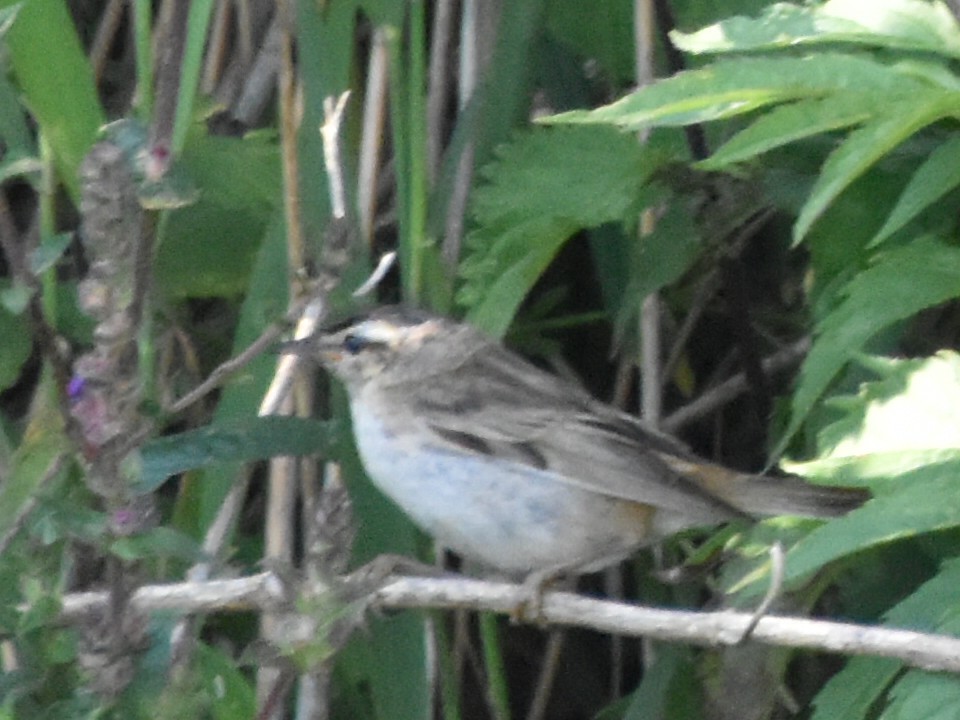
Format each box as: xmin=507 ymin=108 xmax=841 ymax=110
xmin=348 ymin=397 xmax=656 ymax=576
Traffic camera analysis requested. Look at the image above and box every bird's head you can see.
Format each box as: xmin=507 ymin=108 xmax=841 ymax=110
xmin=308 ymin=306 xmax=463 ymax=390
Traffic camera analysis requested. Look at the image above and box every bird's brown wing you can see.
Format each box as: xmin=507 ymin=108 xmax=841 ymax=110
xmin=394 ymin=338 xmax=744 ymax=523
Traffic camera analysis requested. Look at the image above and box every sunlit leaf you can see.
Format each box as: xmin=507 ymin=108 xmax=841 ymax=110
xmin=543 ymin=55 xmax=907 ymax=131
xmin=673 ymin=0 xmax=960 ymax=58
xmin=697 ymin=94 xmax=883 ymax=170
xmin=776 ymin=238 xmax=960 ymax=454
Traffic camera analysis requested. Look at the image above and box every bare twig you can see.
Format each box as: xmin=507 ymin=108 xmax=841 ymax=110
xmin=426 ymin=0 xmax=455 ymax=184
xmin=164 ymin=305 xmax=299 ymax=414
xmin=526 ymin=630 xmax=566 ymax=720
xmin=89 ymin=0 xmax=126 ymax=82
xmin=353 ymin=251 xmax=397 ymax=297
xmin=740 ymin=542 xmax=785 ymax=642
xmin=321 ymin=92 xmax=352 ymax=221
xmin=277 ymin=0 xmax=305 ymax=281
xmin=636 ymin=0 xmax=661 ymax=425
xmin=56 ymin=573 xmax=960 ymax=675
xmin=660 ymin=270 xmax=720 ymax=391
xmin=232 ymin=18 xmax=282 ymax=126
xmin=662 ymin=338 xmax=810 ymax=433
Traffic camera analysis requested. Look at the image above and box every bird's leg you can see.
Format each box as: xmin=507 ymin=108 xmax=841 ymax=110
xmin=511 ymin=569 xmax=580 ymax=625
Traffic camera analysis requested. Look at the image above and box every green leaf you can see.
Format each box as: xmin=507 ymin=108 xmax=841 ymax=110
xmin=546 ymin=0 xmax=634 ymax=83
xmin=697 ymin=94 xmax=882 ymax=170
xmin=459 ymin=125 xmax=659 ymax=336
xmin=621 ymin=646 xmax=702 ymax=720
xmin=809 ymin=353 xmax=960 ymax=470
xmin=194 ymin=642 xmax=256 ymax=720
xmin=0 ymin=399 xmax=67 ymax=550
xmin=136 ymin=417 xmax=340 ymax=493
xmin=2 ymin=0 xmax=105 ymax=200
xmin=0 ymin=65 xmax=33 ymax=161
xmin=872 ymin=137 xmax=960 ymax=247
xmin=881 ymin=671 xmax=960 ymax=720
xmin=156 ymin=132 xmax=281 ymax=299
xmin=885 ymin=555 xmax=960 ymax=632
xmin=782 ymin=460 xmax=960 ymax=582
xmin=777 ymin=353 xmax=960 ymax=580
xmin=110 ymin=526 xmax=203 ymax=562
xmin=29 ymin=233 xmax=72 ymax=275
xmin=170 ymin=0 xmax=216 ymax=154
xmin=0 ymin=282 xmax=31 ymax=392
xmin=776 ymin=238 xmax=960 ymax=455
xmin=464 ymin=215 xmax=578 ymax=338
xmin=794 ymin=92 xmax=957 ymax=243
xmin=811 ymin=656 xmax=901 ymax=720
xmin=672 ymin=0 xmax=960 ymax=58
xmin=0 ymin=152 xmax=41 ymax=186
xmin=542 ymin=55 xmax=907 ymax=131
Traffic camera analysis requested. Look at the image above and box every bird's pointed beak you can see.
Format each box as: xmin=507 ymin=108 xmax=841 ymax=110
xmin=276 ymin=336 xmax=342 ymax=363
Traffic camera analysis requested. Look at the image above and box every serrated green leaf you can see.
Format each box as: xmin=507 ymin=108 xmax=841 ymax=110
xmin=459 ymin=126 xmax=659 ymax=335
xmin=136 ymin=417 xmax=340 ymax=494
xmin=672 ymin=0 xmax=960 ymax=58
xmin=794 ymin=92 xmax=957 ymax=243
xmin=697 ymin=94 xmax=882 ymax=170
xmin=811 ymin=656 xmax=901 ymax=720
xmin=872 ymin=137 xmax=960 ymax=247
xmin=463 ymin=216 xmax=579 ymax=337
xmin=543 ymin=55 xmax=907 ymax=131
xmin=776 ymin=238 xmax=960 ymax=455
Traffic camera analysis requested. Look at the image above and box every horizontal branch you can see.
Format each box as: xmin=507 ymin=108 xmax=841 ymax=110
xmin=57 ymin=572 xmax=960 ymax=674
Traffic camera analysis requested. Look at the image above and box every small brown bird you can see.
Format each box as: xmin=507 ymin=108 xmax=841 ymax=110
xmin=310 ymin=306 xmax=867 ymax=577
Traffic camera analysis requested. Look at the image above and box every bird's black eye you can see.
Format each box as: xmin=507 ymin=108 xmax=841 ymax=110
xmin=342 ymin=334 xmax=366 ymax=354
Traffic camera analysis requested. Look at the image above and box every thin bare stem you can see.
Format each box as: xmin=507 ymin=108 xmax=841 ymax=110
xmin=89 ymin=0 xmax=127 ymax=82
xmin=164 ymin=310 xmax=295 ymax=415
xmin=662 ymin=338 xmax=810 ymax=433
xmin=358 ymin=33 xmax=388 ymax=249
xmin=426 ymin=0 xmax=455 ymax=183
xmin=277 ymin=0 xmax=305 ymax=283
xmin=321 ymin=92 xmax=352 ymax=221
xmin=740 ymin=543 xmax=785 ymax=642
xmin=526 ymin=631 xmax=566 ymax=720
